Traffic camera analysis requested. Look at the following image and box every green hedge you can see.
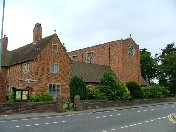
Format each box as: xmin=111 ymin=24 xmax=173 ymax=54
xmin=30 ymin=94 xmax=53 ymax=102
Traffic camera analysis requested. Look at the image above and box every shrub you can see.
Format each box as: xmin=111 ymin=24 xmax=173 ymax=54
xmin=70 ymin=76 xmax=86 ymax=100
xmin=115 ymin=83 xmax=131 ymax=100
xmin=126 ymin=81 xmax=142 ymax=98
xmin=86 ymin=88 xmax=106 ymax=100
xmin=142 ymin=84 xmax=169 ymax=98
xmin=98 ymin=72 xmax=117 ymax=100
xmin=8 ymin=91 xmax=15 ymax=103
xmin=30 ymin=94 xmax=53 ymax=102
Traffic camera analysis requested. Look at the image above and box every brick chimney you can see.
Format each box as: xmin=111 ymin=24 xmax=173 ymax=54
xmin=2 ymin=35 xmax=8 ymax=51
xmin=33 ymin=23 xmax=42 ymax=44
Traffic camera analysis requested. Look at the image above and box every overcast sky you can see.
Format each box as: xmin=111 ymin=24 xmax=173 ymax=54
xmin=0 ymin=0 xmax=175 ymax=56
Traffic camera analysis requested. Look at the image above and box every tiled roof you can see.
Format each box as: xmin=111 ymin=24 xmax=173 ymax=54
xmin=2 ymin=34 xmax=55 ymax=66
xmin=71 ymin=61 xmax=120 ymax=83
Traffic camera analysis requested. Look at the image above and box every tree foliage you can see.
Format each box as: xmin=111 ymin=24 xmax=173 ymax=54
xmin=140 ymin=48 xmax=158 ymax=85
xmin=98 ymin=72 xmax=117 ymax=100
xmin=70 ymin=76 xmax=86 ymax=100
xmin=126 ymin=81 xmax=142 ymax=98
xmin=158 ymin=43 xmax=176 ymax=94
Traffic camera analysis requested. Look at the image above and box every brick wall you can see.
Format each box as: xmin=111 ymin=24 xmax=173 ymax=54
xmin=0 ymin=101 xmax=56 ymax=115
xmin=0 ymin=72 xmax=6 ymax=103
xmin=68 ymin=38 xmax=141 ymax=83
xmin=81 ymin=97 xmax=176 ymax=110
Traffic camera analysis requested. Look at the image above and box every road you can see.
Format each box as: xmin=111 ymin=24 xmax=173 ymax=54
xmin=0 ymin=103 xmax=176 ymax=132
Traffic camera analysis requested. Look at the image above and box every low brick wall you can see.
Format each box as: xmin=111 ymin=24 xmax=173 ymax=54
xmin=0 ymin=101 xmax=56 ymax=115
xmin=81 ymin=97 xmax=176 ymax=110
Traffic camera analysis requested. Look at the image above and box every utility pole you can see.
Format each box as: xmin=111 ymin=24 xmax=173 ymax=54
xmin=0 ymin=0 xmax=6 ymax=72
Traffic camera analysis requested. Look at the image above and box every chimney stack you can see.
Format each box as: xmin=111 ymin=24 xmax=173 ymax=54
xmin=33 ymin=23 xmax=42 ymax=44
xmin=2 ymin=35 xmax=8 ymax=51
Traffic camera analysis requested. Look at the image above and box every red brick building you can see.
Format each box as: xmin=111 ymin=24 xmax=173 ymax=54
xmin=68 ymin=37 xmax=143 ymax=84
xmin=0 ymin=23 xmax=71 ymax=102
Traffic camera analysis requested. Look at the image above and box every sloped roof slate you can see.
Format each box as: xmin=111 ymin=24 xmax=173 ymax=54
xmin=2 ymin=34 xmax=55 ymax=66
xmin=71 ymin=61 xmax=120 ymax=83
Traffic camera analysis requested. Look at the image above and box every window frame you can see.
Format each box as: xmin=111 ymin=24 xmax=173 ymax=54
xmin=48 ymin=83 xmax=61 ymax=97
xmin=52 ymin=44 xmax=58 ymax=52
xmin=50 ymin=63 xmax=59 ymax=73
xmin=24 ymin=63 xmax=30 ymax=73
xmin=86 ymin=52 xmax=94 ymax=63
xmin=7 ymin=68 xmax=10 ymax=76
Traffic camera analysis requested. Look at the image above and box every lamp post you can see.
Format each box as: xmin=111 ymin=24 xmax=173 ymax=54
xmin=0 ymin=0 xmax=6 ymax=72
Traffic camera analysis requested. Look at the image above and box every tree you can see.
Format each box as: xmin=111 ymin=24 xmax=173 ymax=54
xmin=126 ymin=81 xmax=142 ymax=98
xmin=140 ymin=48 xmax=158 ymax=85
xmin=70 ymin=76 xmax=86 ymax=100
xmin=98 ymin=72 xmax=117 ymax=100
xmin=158 ymin=43 xmax=176 ymax=94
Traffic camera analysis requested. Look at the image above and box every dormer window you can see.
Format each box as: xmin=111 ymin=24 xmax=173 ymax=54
xmin=86 ymin=52 xmax=93 ymax=63
xmin=24 ymin=63 xmax=30 ymax=73
xmin=52 ymin=44 xmax=58 ymax=52
xmin=70 ymin=55 xmax=77 ymax=61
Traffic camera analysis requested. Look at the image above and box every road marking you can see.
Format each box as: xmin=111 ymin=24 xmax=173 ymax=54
xmin=138 ymin=111 xmax=140 ymax=112
xmin=157 ymin=118 xmax=161 ymax=120
xmin=111 ymin=128 xmax=115 ymax=131
xmin=168 ymin=114 xmax=176 ymax=124
xmin=62 ymin=121 xmax=66 ymax=123
xmin=0 ymin=121 xmax=5 ymax=122
xmin=118 ymin=114 xmax=121 ymax=115
xmin=55 ymin=116 xmax=61 ymax=117
xmin=125 ymin=126 xmax=128 ymax=127
xmin=32 ymin=118 xmax=39 ymax=120
xmin=144 ymin=110 xmax=147 ymax=112
xmin=12 ymin=120 xmax=18 ymax=122
xmin=103 ymin=116 xmax=106 ymax=117
xmin=171 ymin=106 xmax=174 ymax=108
xmin=133 ymin=124 xmax=137 ymax=126
xmin=35 ymin=124 xmax=39 ymax=126
xmin=45 ymin=123 xmax=49 ymax=125
xmin=163 ymin=117 xmax=166 ymax=119
xmin=96 ymin=117 xmax=100 ymax=119
xmin=26 ymin=125 xmax=30 ymax=127
xmin=45 ymin=117 xmax=52 ymax=118
xmin=145 ymin=121 xmax=149 ymax=123
xmin=130 ymin=125 xmax=133 ymax=126
xmin=102 ymin=131 xmax=107 ymax=132
xmin=16 ymin=126 xmax=20 ymax=128
xmin=151 ymin=109 xmax=154 ymax=111
xmin=53 ymin=122 xmax=58 ymax=124
xmin=151 ymin=120 xmax=154 ymax=121
xmin=138 ymin=122 xmax=142 ymax=125
xmin=109 ymin=115 xmax=113 ymax=117
xmin=121 ymin=127 xmax=124 ymax=128
xmin=163 ymin=107 xmax=166 ymax=108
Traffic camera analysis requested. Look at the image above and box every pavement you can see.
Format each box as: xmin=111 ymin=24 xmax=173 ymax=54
xmin=0 ymin=102 xmax=176 ymax=121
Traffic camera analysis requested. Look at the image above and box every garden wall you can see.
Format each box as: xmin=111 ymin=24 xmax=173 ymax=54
xmin=0 ymin=101 xmax=56 ymax=115
xmin=81 ymin=97 xmax=176 ymax=110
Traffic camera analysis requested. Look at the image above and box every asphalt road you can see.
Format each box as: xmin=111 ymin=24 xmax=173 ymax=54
xmin=0 ymin=103 xmax=176 ymax=132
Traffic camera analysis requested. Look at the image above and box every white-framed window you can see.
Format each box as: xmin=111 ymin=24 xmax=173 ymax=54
xmin=50 ymin=63 xmax=59 ymax=73
xmin=24 ymin=63 xmax=30 ymax=73
xmin=52 ymin=44 xmax=58 ymax=52
xmin=7 ymin=68 xmax=10 ymax=76
xmin=48 ymin=84 xmax=60 ymax=97
xmin=86 ymin=52 xmax=93 ymax=63
xmin=6 ymin=85 xmax=10 ymax=96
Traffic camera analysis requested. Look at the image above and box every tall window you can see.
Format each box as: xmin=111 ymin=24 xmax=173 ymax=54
xmin=7 ymin=68 xmax=10 ymax=76
xmin=52 ymin=44 xmax=58 ymax=52
xmin=24 ymin=63 xmax=30 ymax=73
xmin=86 ymin=52 xmax=93 ymax=63
xmin=50 ymin=63 xmax=59 ymax=73
xmin=48 ymin=84 xmax=60 ymax=97
xmin=6 ymin=85 xmax=10 ymax=96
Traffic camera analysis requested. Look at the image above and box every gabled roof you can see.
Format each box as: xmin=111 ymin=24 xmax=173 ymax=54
xmin=2 ymin=34 xmax=55 ymax=66
xmin=71 ymin=61 xmax=120 ymax=83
